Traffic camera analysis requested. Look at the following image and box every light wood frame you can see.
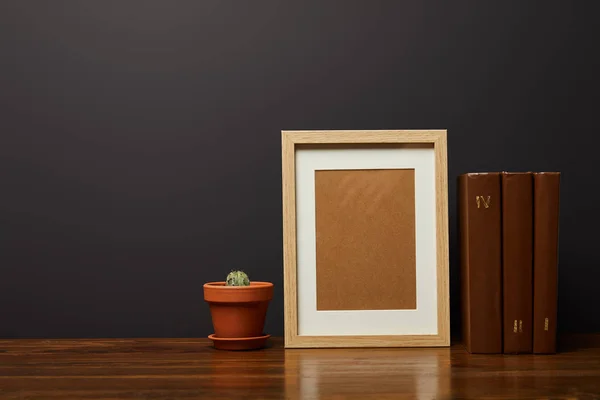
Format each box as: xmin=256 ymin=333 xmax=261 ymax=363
xmin=281 ymin=130 xmax=449 ymax=348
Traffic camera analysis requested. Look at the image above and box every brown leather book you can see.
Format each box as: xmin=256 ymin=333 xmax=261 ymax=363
xmin=532 ymin=172 xmax=561 ymax=354
xmin=501 ymin=172 xmax=534 ymax=354
xmin=458 ymin=172 xmax=503 ymax=354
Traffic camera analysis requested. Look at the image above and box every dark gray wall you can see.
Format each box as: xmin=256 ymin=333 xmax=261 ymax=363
xmin=1 ymin=1 xmax=598 ymax=338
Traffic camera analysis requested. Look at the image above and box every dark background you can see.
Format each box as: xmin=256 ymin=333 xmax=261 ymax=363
xmin=1 ymin=1 xmax=598 ymax=339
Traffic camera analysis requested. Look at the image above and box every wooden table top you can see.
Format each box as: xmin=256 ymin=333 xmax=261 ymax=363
xmin=1 ymin=336 xmax=599 ymax=399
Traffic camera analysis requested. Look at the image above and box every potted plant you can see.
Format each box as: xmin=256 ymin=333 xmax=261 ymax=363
xmin=204 ymin=270 xmax=274 ymax=350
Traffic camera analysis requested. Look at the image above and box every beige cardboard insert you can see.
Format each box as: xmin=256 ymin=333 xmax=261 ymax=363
xmin=315 ymin=169 xmax=417 ymax=311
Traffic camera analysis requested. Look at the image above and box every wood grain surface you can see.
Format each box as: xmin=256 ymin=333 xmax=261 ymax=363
xmin=1 ymin=337 xmax=599 ymax=399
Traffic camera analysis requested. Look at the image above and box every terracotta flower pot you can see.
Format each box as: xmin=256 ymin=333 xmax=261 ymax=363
xmin=203 ymin=281 xmax=273 ymax=338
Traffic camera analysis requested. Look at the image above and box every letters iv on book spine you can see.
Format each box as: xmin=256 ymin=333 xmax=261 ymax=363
xmin=501 ymin=172 xmax=534 ymax=354
xmin=533 ymin=172 xmax=561 ymax=354
xmin=458 ymin=173 xmax=503 ymax=354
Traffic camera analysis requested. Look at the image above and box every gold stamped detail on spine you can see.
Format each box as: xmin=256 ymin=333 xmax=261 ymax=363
xmin=544 ymin=318 xmax=549 ymax=331
xmin=513 ymin=320 xmax=518 ymax=333
xmin=476 ymin=195 xmax=491 ymax=209
xmin=519 ymin=320 xmax=523 ymax=333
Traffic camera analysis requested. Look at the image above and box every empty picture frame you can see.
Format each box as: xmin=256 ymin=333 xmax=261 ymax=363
xmin=281 ymin=130 xmax=449 ymax=348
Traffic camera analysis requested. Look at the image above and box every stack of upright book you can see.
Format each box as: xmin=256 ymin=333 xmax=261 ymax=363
xmin=458 ymin=172 xmax=561 ymax=354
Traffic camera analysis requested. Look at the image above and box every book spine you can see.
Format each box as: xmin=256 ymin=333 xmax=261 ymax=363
xmin=502 ymin=172 xmax=534 ymax=354
xmin=458 ymin=173 xmax=503 ymax=354
xmin=532 ymin=172 xmax=561 ymax=354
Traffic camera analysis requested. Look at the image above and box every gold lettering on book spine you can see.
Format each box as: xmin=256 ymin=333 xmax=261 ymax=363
xmin=476 ymin=195 xmax=491 ymax=208
xmin=545 ymin=318 xmax=549 ymax=331
xmin=513 ymin=320 xmax=518 ymax=333
xmin=519 ymin=320 xmax=523 ymax=333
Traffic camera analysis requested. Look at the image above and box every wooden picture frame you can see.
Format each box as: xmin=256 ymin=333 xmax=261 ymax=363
xmin=281 ymin=130 xmax=449 ymax=348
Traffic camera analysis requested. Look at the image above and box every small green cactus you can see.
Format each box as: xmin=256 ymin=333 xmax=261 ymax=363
xmin=226 ymin=270 xmax=250 ymax=286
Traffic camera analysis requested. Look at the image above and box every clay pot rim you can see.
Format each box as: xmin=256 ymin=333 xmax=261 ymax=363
xmin=203 ymin=281 xmax=273 ymax=289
